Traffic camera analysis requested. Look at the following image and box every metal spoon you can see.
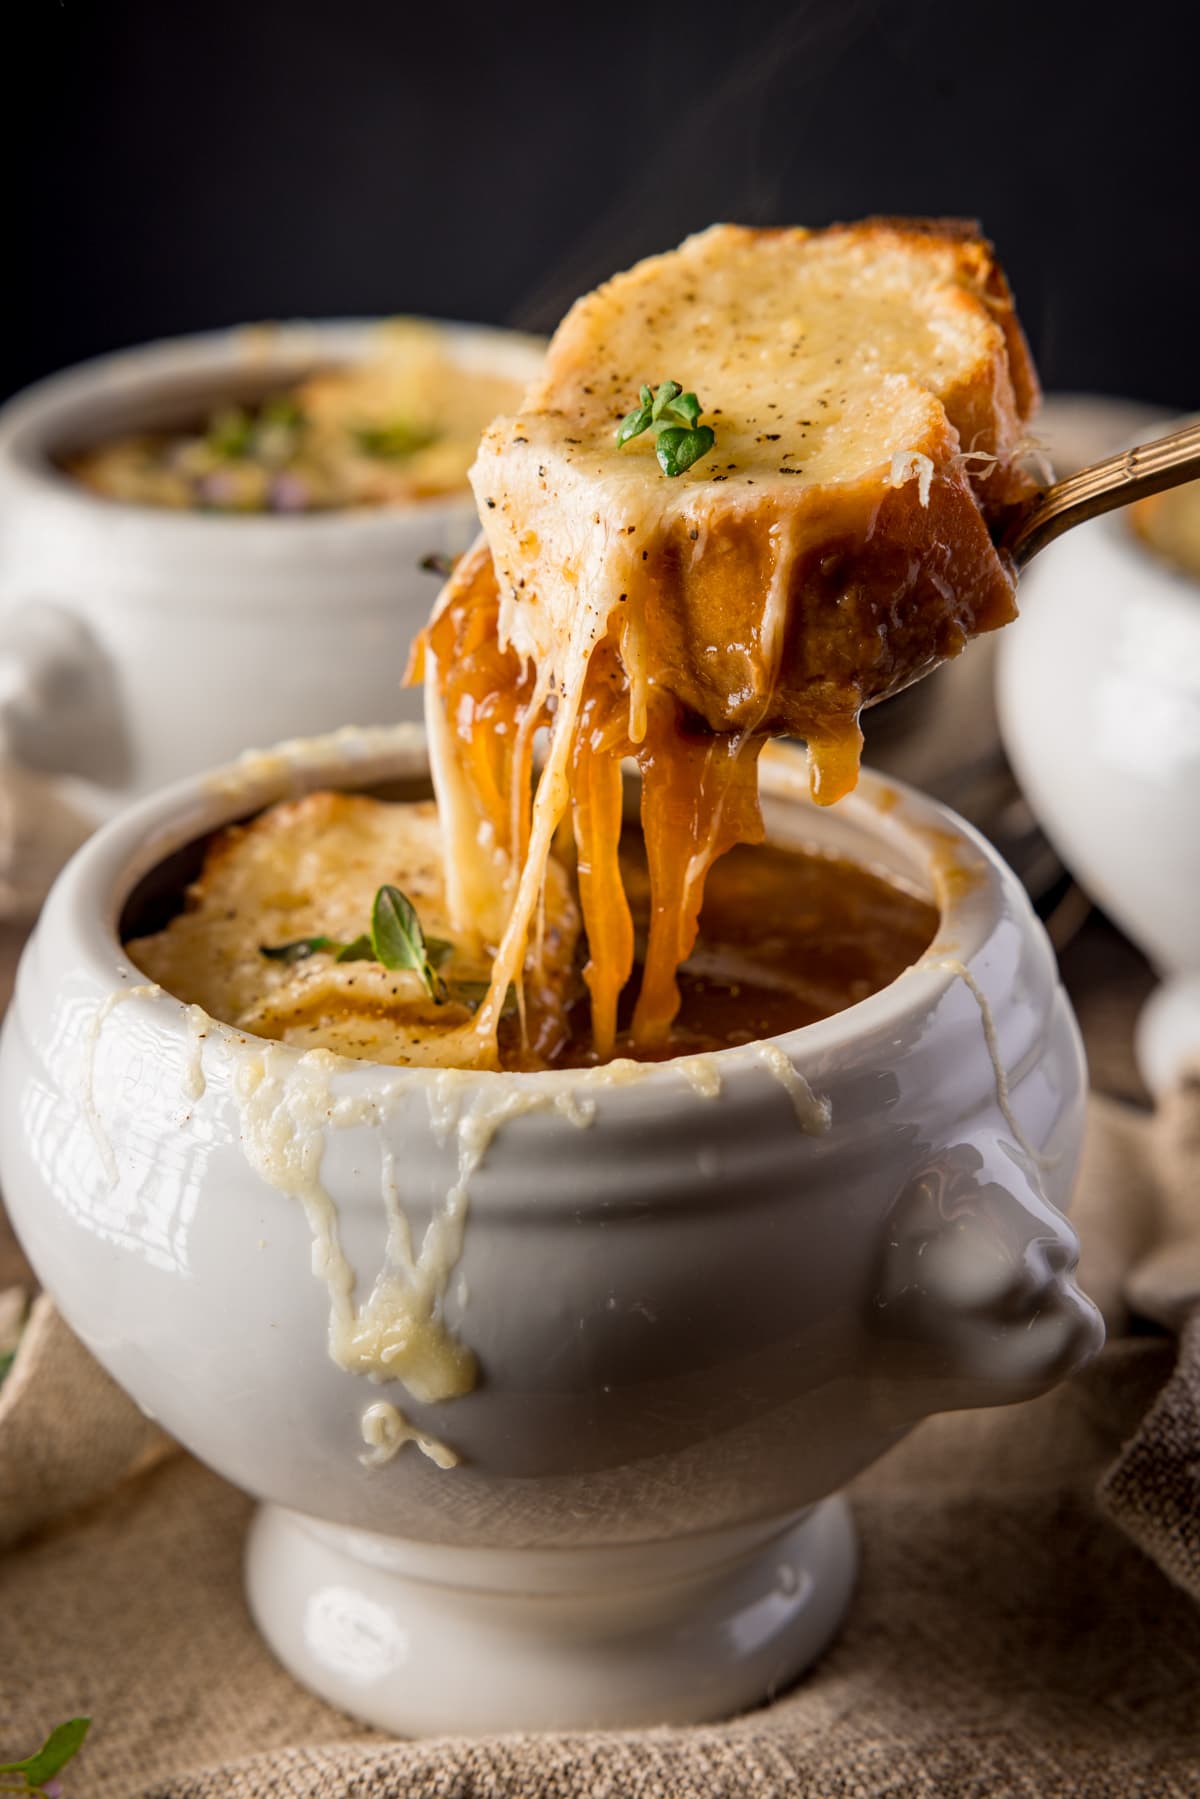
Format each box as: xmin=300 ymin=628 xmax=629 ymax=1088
xmin=1005 ymin=416 xmax=1200 ymax=566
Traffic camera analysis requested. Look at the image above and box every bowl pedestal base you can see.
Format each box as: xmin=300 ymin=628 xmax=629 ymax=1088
xmin=244 ymin=1495 xmax=857 ymax=1734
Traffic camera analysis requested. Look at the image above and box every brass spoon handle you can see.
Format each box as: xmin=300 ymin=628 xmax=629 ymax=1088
xmin=1007 ymin=417 xmax=1200 ymax=566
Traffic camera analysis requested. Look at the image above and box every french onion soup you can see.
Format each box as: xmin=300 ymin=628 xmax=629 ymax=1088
xmin=126 ymin=789 xmax=938 ymax=1071
xmin=64 ymin=321 xmax=526 ymax=514
xmin=128 ymin=219 xmax=1034 ymax=1071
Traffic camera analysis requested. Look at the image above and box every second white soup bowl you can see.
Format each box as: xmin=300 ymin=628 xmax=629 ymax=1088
xmin=0 ymin=321 xmax=543 ymax=804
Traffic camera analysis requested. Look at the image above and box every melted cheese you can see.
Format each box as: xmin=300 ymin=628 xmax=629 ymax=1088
xmin=83 ymin=971 xmax=829 ymax=1461
xmin=205 ymin=724 xmax=426 ymax=802
xmin=887 ymin=450 xmax=935 ymax=507
xmin=933 ymin=957 xmax=1055 ymax=1173
xmin=81 ymin=982 xmax=163 ymax=1185
xmin=127 ymin=791 xmax=579 ymax=1069
xmin=360 ymin=1401 xmax=459 ymax=1470
xmin=470 ymin=223 xmax=1030 ymax=764
xmin=754 ymin=1042 xmax=832 ymax=1132
xmin=182 ymin=1004 xmax=209 ymax=1101
xmin=420 ymin=221 xmax=1035 ymax=1068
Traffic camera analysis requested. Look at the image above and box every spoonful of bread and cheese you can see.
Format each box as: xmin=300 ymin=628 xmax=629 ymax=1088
xmin=414 ymin=218 xmax=1044 ymax=1060
xmin=439 ymin=218 xmax=1043 ymax=808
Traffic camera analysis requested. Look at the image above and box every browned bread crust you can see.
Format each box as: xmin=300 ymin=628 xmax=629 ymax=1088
xmin=466 ymin=218 xmax=1040 ymax=797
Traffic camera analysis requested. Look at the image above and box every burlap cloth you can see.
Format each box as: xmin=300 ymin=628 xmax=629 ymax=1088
xmin=2 ymin=944 xmax=1200 ymax=1792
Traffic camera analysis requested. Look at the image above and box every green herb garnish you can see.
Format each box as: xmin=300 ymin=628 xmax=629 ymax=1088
xmin=206 ymin=407 xmax=255 ymax=460
xmin=370 ymin=885 xmax=447 ymax=998
xmin=261 ymin=935 xmax=346 ymax=964
xmin=1 ymin=1717 xmax=91 ymax=1796
xmin=615 ymin=380 xmax=716 ymax=477
xmin=260 ymin=887 xmax=451 ymax=1003
xmin=259 ymin=396 xmax=305 ymax=434
xmin=355 ymin=421 xmax=439 ymax=460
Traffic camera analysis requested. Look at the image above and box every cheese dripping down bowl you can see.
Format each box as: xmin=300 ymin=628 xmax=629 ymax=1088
xmin=0 ymin=724 xmax=1103 ymax=1735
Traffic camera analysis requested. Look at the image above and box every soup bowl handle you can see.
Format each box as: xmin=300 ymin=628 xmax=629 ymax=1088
xmin=0 ymin=599 xmax=127 ymax=780
xmin=0 ymin=600 xmax=126 ymax=918
xmin=867 ymin=1130 xmax=1105 ymax=1409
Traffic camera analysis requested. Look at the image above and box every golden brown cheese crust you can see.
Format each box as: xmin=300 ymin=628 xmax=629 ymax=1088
xmin=467 ymin=219 xmax=1039 ymax=796
xmin=125 ymin=792 xmax=580 ymax=1068
xmin=844 ymin=216 xmax=1040 ymax=479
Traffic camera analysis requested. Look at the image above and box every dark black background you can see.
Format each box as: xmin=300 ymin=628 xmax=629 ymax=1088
xmin=9 ymin=0 xmax=1197 ymax=405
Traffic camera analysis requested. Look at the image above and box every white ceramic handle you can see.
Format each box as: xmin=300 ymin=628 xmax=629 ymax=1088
xmin=0 ymin=602 xmax=118 ymax=920
xmin=0 ymin=598 xmax=130 ymax=789
xmin=0 ymin=601 xmax=98 ymax=764
xmin=871 ymin=1137 xmax=1104 ymax=1404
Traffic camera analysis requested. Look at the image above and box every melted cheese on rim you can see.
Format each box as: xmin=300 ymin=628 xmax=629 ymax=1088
xmin=81 ymin=971 xmax=830 ymax=1468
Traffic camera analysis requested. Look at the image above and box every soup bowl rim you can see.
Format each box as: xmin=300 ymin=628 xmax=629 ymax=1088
xmin=33 ymin=720 xmax=1022 ymax=1108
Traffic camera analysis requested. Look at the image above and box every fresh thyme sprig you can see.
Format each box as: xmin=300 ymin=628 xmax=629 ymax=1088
xmin=261 ymin=885 xmax=452 ymax=1004
xmin=259 ymin=933 xmax=366 ymax=965
xmin=615 ymin=380 xmax=716 ymax=477
xmin=0 ymin=1717 xmax=90 ymax=1797
xmin=370 ymin=885 xmax=451 ymax=998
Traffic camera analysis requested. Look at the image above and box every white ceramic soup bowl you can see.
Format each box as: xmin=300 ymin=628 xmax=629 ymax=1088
xmin=995 ymin=427 xmax=1200 ymax=1093
xmin=0 ymin=321 xmax=543 ymax=804
xmin=0 ymin=726 xmax=1102 ymax=1734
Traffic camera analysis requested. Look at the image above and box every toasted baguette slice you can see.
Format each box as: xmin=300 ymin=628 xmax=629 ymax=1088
xmin=126 ymin=792 xmax=580 ymax=1068
xmin=469 ymin=218 xmax=1039 ymax=798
